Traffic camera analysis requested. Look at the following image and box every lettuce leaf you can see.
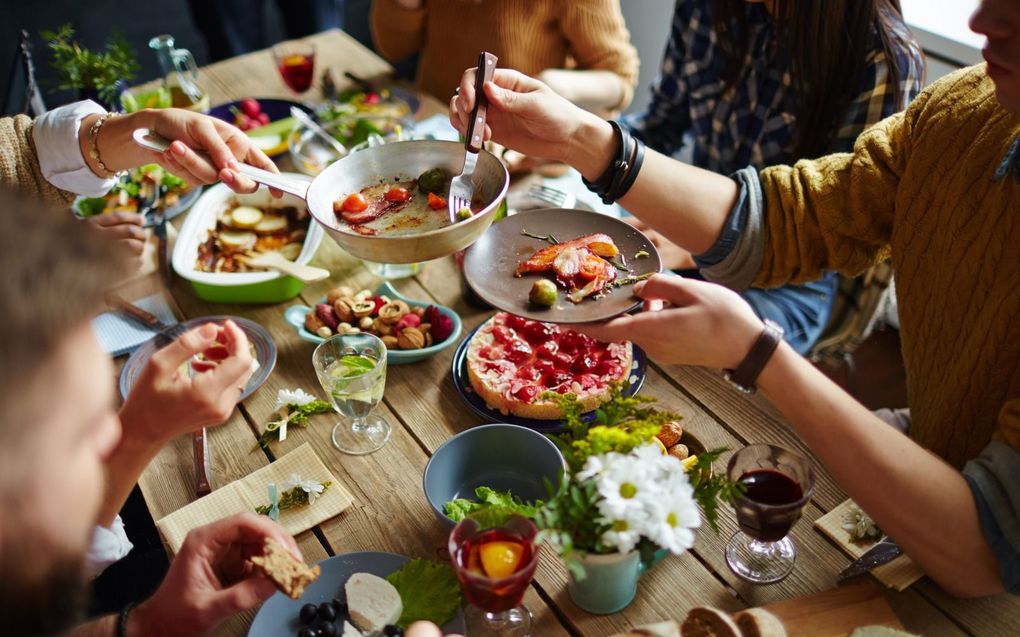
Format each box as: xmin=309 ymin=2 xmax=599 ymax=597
xmin=443 ymin=487 xmax=542 ymax=523
xmin=76 ymin=197 xmax=107 ymax=218
xmin=386 ymin=559 xmax=461 ymax=628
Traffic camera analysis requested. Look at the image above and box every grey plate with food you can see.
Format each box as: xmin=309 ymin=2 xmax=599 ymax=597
xmin=463 ymin=209 xmax=661 ymax=323
xmin=247 ymin=551 xmax=467 ymax=636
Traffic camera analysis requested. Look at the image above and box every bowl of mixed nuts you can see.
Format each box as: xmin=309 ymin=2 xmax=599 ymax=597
xmin=283 ymin=281 xmax=462 ymax=364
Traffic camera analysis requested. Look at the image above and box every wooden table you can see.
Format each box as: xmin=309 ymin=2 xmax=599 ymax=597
xmin=133 ymin=30 xmax=1019 ymax=636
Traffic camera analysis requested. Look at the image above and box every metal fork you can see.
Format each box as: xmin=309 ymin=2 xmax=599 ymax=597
xmin=527 ymin=183 xmax=576 ymax=209
xmin=448 ymin=51 xmax=498 ymax=223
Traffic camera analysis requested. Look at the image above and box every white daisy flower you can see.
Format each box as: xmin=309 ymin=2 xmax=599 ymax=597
xmin=282 ymin=473 xmax=327 ymax=506
xmin=600 ymin=518 xmax=643 ymax=554
xmin=274 ymin=387 xmax=317 ymax=411
xmin=643 ymin=494 xmax=701 ymax=555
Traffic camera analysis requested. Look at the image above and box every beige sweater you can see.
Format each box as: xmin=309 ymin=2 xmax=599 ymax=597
xmin=371 ymin=0 xmax=639 ymax=107
xmin=0 ymin=114 xmax=75 ymax=206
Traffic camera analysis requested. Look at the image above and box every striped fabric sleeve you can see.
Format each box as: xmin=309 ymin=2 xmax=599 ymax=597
xmin=622 ymin=5 xmax=692 ymax=155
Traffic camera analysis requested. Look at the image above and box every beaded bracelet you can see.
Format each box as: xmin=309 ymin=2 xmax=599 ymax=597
xmin=87 ymin=112 xmax=120 ymax=178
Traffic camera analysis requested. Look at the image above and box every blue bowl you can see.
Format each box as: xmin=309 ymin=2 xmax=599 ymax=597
xmin=207 ymin=98 xmax=314 ymax=158
xmin=423 ymin=423 xmax=566 ymax=529
xmin=283 ymin=281 xmax=462 ymax=365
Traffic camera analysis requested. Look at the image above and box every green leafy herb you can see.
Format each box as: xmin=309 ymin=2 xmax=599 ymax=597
xmin=544 ymin=382 xmax=678 ymax=472
xmin=444 ymin=487 xmax=542 ymax=522
xmin=521 ymin=229 xmax=559 ymax=244
xmin=253 ymin=400 xmax=334 ymax=450
xmin=612 ymin=272 xmax=654 ymax=288
xmin=254 ymin=481 xmax=331 ymax=515
xmin=386 ymin=559 xmax=462 ymax=628
xmin=606 ymin=256 xmax=631 ymax=273
xmin=687 ymin=448 xmax=745 ymax=533
xmin=41 ymin=24 xmax=139 ymax=103
xmin=76 ymin=197 xmax=107 ymax=217
xmin=634 ymin=250 xmax=650 ymax=259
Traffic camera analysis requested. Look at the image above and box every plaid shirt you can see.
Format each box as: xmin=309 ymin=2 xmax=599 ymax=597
xmin=625 ymin=0 xmax=925 ymax=173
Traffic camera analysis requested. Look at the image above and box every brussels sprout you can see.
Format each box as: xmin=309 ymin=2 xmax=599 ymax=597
xmin=529 ymin=279 xmax=558 ymax=307
xmin=417 ymin=167 xmax=448 ymax=194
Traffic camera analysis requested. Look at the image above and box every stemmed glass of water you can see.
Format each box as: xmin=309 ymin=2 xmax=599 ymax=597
xmin=313 ymin=332 xmax=391 ymax=455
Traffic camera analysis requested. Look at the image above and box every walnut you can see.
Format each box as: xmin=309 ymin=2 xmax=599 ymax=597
xmin=304 ymin=312 xmax=326 ymax=333
xmin=378 ymin=300 xmax=411 ymax=324
xmin=424 ymin=331 xmax=434 ymax=347
xmin=382 ymin=335 xmax=399 ymax=349
xmin=327 ymin=285 xmax=354 ymax=304
xmin=359 ymin=316 xmax=374 ymax=330
xmin=372 ymin=318 xmax=393 ymax=336
xmin=397 ymin=326 xmax=426 ymax=349
xmin=419 ymin=323 xmax=431 ymax=336
xmin=352 ymin=300 xmax=375 ymax=318
xmin=412 ymin=306 xmax=426 ymax=318
xmin=657 ymin=421 xmax=684 ymax=448
xmin=668 ymin=444 xmax=689 ymax=460
xmin=333 ymin=298 xmax=355 ymax=323
xmin=315 ymin=326 xmax=333 ymax=338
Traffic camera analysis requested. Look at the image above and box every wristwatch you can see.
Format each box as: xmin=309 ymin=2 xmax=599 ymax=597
xmin=723 ymin=319 xmax=784 ymax=393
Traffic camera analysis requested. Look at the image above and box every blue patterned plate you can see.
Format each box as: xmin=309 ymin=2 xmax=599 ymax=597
xmin=451 ymin=320 xmax=647 ymax=433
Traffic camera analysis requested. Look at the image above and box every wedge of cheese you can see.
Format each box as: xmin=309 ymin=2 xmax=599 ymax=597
xmin=345 ymin=572 xmax=402 ymax=633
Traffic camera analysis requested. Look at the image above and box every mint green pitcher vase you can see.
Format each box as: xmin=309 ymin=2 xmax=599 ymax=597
xmin=567 ymin=548 xmax=667 ymax=614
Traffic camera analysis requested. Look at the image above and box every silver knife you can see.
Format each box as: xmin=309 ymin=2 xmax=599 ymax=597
xmin=838 ymin=536 xmax=903 ymax=581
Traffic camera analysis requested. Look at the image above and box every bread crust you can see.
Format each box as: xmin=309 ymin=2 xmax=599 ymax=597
xmin=466 ymin=314 xmax=632 ymax=419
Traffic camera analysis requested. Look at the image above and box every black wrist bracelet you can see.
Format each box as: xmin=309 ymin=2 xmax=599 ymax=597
xmin=117 ymin=601 xmax=137 ymax=637
xmin=612 ymin=136 xmax=645 ymax=202
xmin=582 ymin=120 xmax=630 ymax=199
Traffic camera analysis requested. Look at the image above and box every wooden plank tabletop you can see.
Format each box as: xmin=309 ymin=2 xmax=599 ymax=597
xmin=132 ymin=29 xmax=1019 ymax=637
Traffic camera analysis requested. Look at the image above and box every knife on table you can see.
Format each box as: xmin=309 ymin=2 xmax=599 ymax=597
xmin=838 ymin=536 xmax=903 ymax=582
xmin=193 ymin=428 xmax=211 ymax=497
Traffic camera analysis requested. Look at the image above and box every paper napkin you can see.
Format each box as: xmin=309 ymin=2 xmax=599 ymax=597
xmin=815 ymin=499 xmax=924 ymax=591
xmin=92 ymin=293 xmax=178 ymax=357
xmin=155 ymin=443 xmax=353 ymax=554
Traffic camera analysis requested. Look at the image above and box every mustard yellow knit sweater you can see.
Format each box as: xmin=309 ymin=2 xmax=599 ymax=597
xmin=0 ymin=114 xmax=74 ymax=206
xmin=759 ymin=65 xmax=1020 ymax=468
xmin=370 ymin=0 xmax=638 ymax=107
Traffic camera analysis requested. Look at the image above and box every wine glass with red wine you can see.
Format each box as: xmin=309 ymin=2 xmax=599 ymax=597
xmin=725 ymin=444 xmax=816 ymax=584
xmin=272 ymin=41 xmax=316 ymax=94
xmin=449 ymin=515 xmax=540 ymax=637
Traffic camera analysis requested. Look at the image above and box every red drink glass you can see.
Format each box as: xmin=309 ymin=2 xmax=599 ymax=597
xmin=272 ymin=41 xmax=316 ymax=94
xmin=725 ymin=444 xmax=815 ymax=584
xmin=449 ymin=515 xmax=539 ymax=637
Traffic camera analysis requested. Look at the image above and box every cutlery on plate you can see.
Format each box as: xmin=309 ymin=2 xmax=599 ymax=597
xmin=289 ymin=105 xmax=347 ymax=156
xmin=235 ymin=251 xmax=330 ymax=283
xmin=527 ymin=183 xmax=576 ymax=209
xmin=448 ymin=51 xmax=498 ymax=224
xmin=838 ymin=536 xmax=903 ymax=582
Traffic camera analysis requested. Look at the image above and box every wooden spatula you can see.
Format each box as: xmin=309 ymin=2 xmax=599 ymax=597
xmin=237 ymin=251 xmax=330 ymax=283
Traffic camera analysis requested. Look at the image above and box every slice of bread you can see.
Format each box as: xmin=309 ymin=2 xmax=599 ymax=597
xmin=346 ymin=572 xmax=403 ymax=633
xmin=680 ymin=607 xmax=741 ymax=637
xmin=249 ymin=538 xmax=320 ymax=600
xmin=733 ymin=608 xmax=787 ymax=637
xmin=342 ymin=621 xmax=364 ymax=637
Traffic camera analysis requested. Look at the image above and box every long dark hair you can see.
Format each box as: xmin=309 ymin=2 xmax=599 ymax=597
xmin=712 ymin=0 xmax=918 ymax=158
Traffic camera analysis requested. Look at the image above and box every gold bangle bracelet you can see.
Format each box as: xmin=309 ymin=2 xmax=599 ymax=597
xmin=87 ymin=112 xmax=120 ymax=178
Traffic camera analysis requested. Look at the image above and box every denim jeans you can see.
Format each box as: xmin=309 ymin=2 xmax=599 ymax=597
xmin=679 ymin=269 xmax=839 ymax=355
xmin=740 ymin=272 xmax=839 ymax=355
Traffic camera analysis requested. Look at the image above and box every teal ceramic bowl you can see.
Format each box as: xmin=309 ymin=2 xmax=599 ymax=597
xmin=283 ymin=281 xmax=462 ymax=365
xmin=423 ymin=423 xmax=566 ymax=529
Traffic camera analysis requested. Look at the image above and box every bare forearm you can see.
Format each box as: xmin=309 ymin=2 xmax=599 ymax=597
xmin=758 ymin=343 xmax=1002 ymax=596
xmin=539 ymin=69 xmax=627 ymax=113
xmin=78 ymin=110 xmax=159 ymax=177
xmin=67 ymin=615 xmax=116 ymax=637
xmin=96 ymin=411 xmax=163 ymax=526
xmin=567 ymin=115 xmax=737 ymax=254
